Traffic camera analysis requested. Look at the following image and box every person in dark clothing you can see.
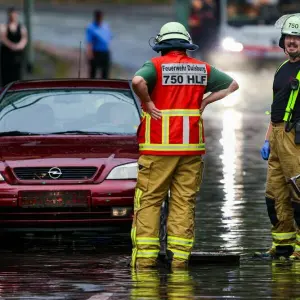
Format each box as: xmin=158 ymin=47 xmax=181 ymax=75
xmin=188 ymin=0 xmax=217 ymax=60
xmin=85 ymin=10 xmax=112 ymax=79
xmin=0 ymin=7 xmax=27 ymax=87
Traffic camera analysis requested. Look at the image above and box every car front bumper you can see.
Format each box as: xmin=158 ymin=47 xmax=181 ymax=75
xmin=0 ymin=180 xmax=135 ymax=233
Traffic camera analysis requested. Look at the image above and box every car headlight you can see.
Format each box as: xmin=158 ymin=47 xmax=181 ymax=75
xmin=106 ymin=162 xmax=138 ymax=179
xmin=222 ymin=37 xmax=244 ymax=52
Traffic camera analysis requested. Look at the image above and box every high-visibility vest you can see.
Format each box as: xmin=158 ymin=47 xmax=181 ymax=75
xmin=137 ymin=51 xmax=211 ymax=156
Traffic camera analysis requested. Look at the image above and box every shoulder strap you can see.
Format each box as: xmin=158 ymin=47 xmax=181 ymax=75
xmin=283 ymin=69 xmax=300 ymax=122
xmin=275 ymin=59 xmax=289 ymax=74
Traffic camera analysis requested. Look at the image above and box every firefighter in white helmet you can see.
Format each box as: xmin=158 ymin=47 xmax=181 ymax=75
xmin=130 ymin=21 xmax=238 ymax=269
xmin=258 ymin=14 xmax=300 ymax=260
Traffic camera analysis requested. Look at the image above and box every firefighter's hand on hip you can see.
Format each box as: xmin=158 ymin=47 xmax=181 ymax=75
xmin=200 ymin=102 xmax=206 ymax=114
xmin=144 ymin=101 xmax=162 ymax=120
xmin=260 ymin=140 xmax=270 ymax=160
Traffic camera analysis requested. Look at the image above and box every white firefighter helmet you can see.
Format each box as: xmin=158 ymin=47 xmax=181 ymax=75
xmin=275 ymin=14 xmax=300 ymax=49
xmin=275 ymin=14 xmax=300 ymax=36
xmin=155 ymin=22 xmax=192 ymax=44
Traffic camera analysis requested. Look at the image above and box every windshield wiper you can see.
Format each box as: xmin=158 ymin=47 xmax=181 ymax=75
xmin=0 ymin=130 xmax=40 ymax=136
xmin=49 ymin=130 xmax=113 ymax=135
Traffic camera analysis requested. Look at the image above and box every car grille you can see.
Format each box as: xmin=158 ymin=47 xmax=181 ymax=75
xmin=13 ymin=167 xmax=98 ymax=180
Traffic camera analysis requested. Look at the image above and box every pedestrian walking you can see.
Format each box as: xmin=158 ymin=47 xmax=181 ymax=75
xmin=85 ymin=9 xmax=112 ymax=79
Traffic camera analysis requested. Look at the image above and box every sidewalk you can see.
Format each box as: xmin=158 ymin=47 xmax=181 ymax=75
xmin=34 ymin=41 xmax=130 ymax=79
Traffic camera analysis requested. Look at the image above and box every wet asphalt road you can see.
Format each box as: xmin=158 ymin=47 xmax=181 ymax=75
xmin=0 ymin=5 xmax=298 ymax=300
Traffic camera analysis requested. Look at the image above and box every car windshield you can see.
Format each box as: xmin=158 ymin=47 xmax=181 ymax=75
xmin=0 ymin=88 xmax=140 ymax=135
xmin=227 ymin=0 xmax=300 ymax=27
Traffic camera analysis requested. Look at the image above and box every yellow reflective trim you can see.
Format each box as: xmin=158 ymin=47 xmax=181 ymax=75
xmin=283 ymin=91 xmax=297 ymax=121
xmin=283 ymin=69 xmax=300 ymax=121
xmin=137 ymin=237 xmax=159 ymax=241
xmin=163 ymin=112 xmax=200 ymax=117
xmin=137 ymin=189 xmax=142 ymax=208
xmin=131 ymin=188 xmax=143 ymax=267
xmin=275 ymin=59 xmax=288 ymax=75
xmin=131 ymin=227 xmax=137 ymax=268
xmin=143 ymin=109 xmax=201 ymax=117
xmin=295 ymin=245 xmax=300 ymax=251
xmin=134 ymin=188 xmax=143 ymax=210
xmin=145 ymin=114 xmax=151 ymax=144
xmin=162 ymin=109 xmax=200 ymax=113
xmin=272 ymin=231 xmax=296 ymax=240
xmin=168 ymin=236 xmax=193 ymax=242
xmin=296 ymin=234 xmax=300 ymax=242
xmin=131 ymin=227 xmax=136 ymax=244
xmin=136 ymin=237 xmax=160 ymax=245
xmin=140 ymin=143 xmax=205 ymax=151
xmin=199 ymin=118 xmax=203 ymax=144
xmin=168 ymin=240 xmax=193 ymax=247
xmin=161 ymin=109 xmax=200 ymax=116
xmin=168 ymin=236 xmax=194 ymax=246
xmin=272 ymin=242 xmax=295 ymax=247
xmin=168 ymin=248 xmax=190 ymax=260
xmin=162 ymin=115 xmax=170 ymax=144
xmin=137 ymin=242 xmax=160 ymax=246
xmin=136 ymin=250 xmax=160 ymax=258
xmin=137 ymin=241 xmax=160 ymax=246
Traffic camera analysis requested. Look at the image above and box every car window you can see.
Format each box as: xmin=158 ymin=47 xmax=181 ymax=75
xmin=0 ymin=89 xmax=140 ymax=134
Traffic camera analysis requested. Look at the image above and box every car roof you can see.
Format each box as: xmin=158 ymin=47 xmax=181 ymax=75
xmin=2 ymin=78 xmax=132 ymax=92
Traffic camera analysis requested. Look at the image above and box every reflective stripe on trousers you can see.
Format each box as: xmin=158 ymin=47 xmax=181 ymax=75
xmin=167 ymin=235 xmax=194 ymax=261
xmin=131 ymin=188 xmax=142 ymax=267
xmin=295 ymin=233 xmax=300 ymax=252
xmin=272 ymin=231 xmax=296 ymax=247
xmin=131 ymin=187 xmax=160 ymax=267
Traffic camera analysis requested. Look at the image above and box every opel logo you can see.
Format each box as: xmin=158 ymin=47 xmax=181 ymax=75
xmin=48 ymin=167 xmax=62 ymax=179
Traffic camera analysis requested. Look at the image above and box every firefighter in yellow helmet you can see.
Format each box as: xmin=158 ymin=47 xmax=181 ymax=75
xmin=257 ymin=14 xmax=300 ymax=260
xmin=130 ymin=21 xmax=238 ymax=269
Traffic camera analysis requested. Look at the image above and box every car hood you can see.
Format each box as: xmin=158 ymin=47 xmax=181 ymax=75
xmin=0 ymin=135 xmax=139 ymax=182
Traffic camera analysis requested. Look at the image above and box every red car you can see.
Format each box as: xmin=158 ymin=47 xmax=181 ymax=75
xmin=0 ymin=79 xmax=141 ymax=235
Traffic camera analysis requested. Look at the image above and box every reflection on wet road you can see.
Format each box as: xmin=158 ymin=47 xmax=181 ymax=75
xmin=1 ymin=243 xmax=300 ymax=299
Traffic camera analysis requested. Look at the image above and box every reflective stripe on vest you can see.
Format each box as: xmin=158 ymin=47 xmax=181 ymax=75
xmin=140 ymin=109 xmax=205 ymax=152
xmin=275 ymin=59 xmax=289 ymax=75
xmin=275 ymin=60 xmax=300 ymax=122
xmin=138 ymin=53 xmax=209 ymax=155
xmin=283 ymin=69 xmax=300 ymax=122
